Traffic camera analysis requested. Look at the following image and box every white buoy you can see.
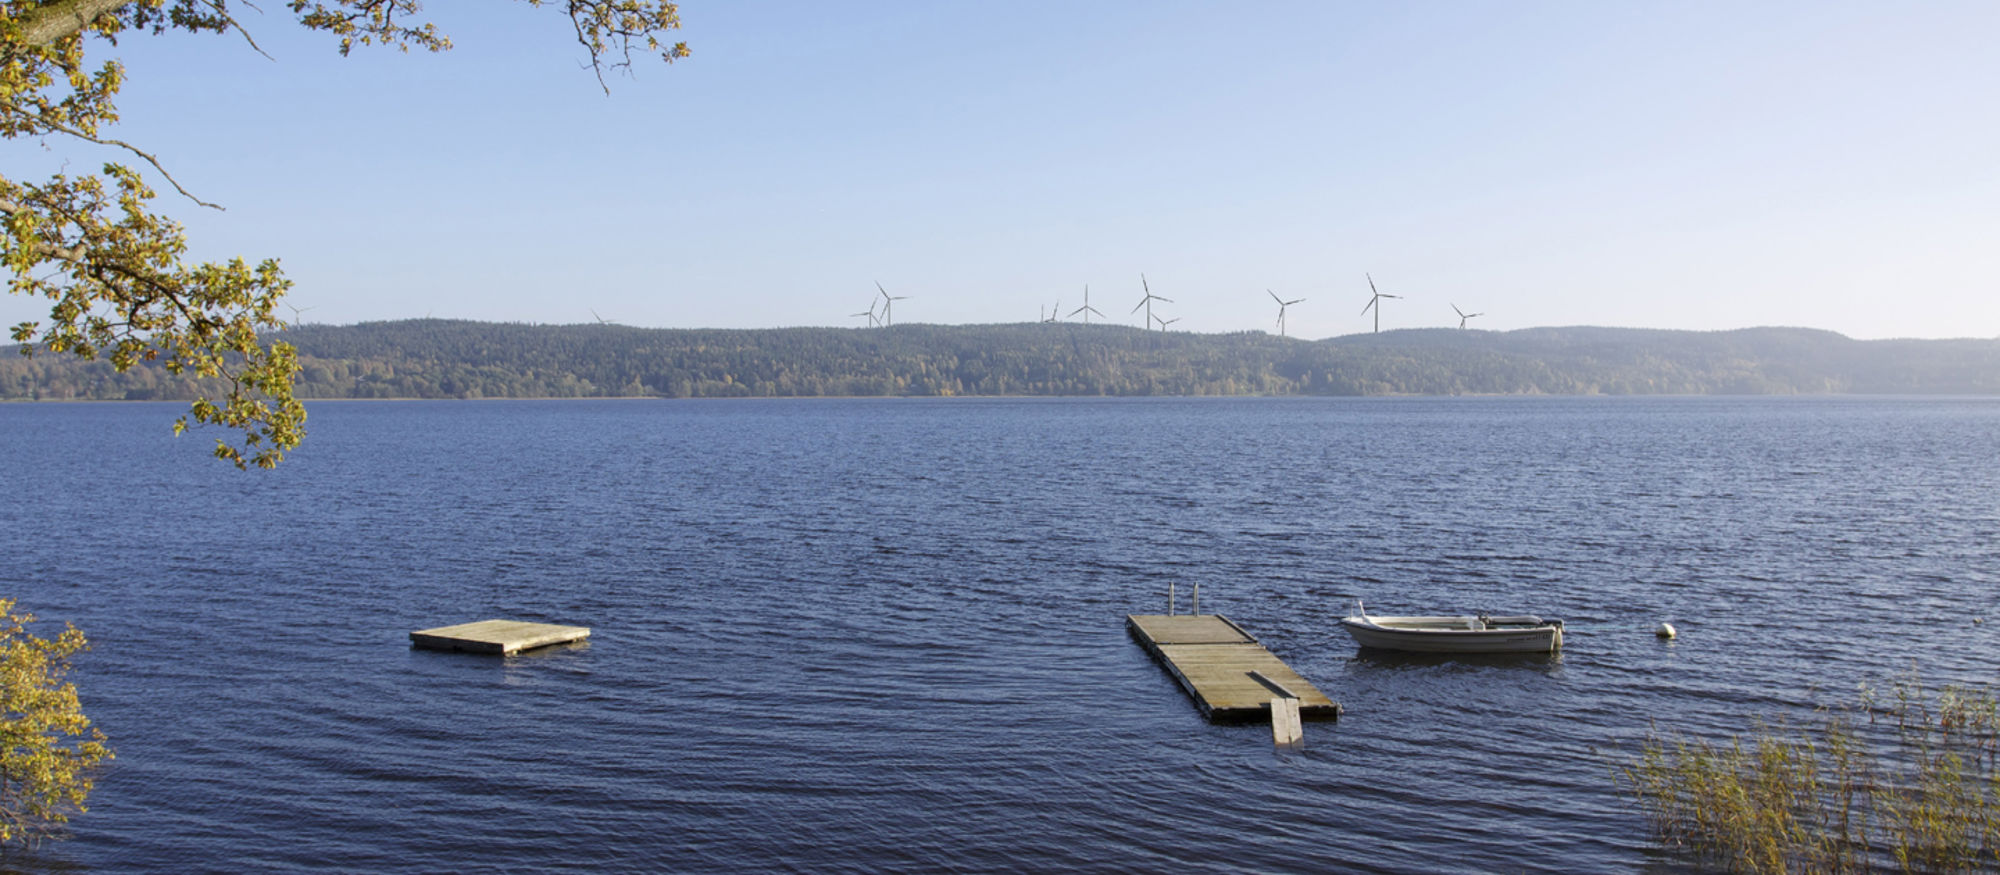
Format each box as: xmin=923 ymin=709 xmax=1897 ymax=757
xmin=1655 ymin=622 xmax=1677 ymax=639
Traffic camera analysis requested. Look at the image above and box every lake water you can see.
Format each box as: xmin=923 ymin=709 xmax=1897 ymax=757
xmin=1 ymin=396 xmax=1997 ymax=873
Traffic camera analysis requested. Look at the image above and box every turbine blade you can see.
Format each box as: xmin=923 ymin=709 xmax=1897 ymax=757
xmin=1361 ymin=298 xmax=1376 ymax=315
xmin=1269 ymin=289 xmax=1283 ymax=304
xmin=1368 ymin=273 xmax=1378 ymax=295
xmin=1453 ymin=303 xmax=1465 ymax=317
xmin=1157 ymin=295 xmax=1174 ymax=303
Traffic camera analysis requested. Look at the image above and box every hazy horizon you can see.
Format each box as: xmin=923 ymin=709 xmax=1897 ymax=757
xmin=264 ymin=317 xmax=1993 ymax=343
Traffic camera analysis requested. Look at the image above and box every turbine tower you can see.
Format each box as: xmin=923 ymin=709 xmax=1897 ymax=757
xmin=1452 ymin=303 xmax=1483 ymax=330
xmin=1268 ymin=289 xmax=1305 ymax=337
xmin=876 ymin=281 xmax=909 ymax=327
xmin=1131 ymin=274 xmax=1172 ymax=331
xmin=1068 ymin=285 xmax=1104 ymax=324
xmin=1360 ymin=273 xmax=1400 ymax=334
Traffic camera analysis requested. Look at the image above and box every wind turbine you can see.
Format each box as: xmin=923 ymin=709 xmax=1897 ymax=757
xmin=1068 ymin=284 xmax=1104 ymax=324
xmin=1360 ymin=273 xmax=1399 ymax=334
xmin=1154 ymin=314 xmax=1180 ymax=331
xmin=590 ymin=308 xmax=618 ymax=325
xmin=284 ymin=302 xmax=316 ymax=326
xmin=850 ymin=304 xmax=879 ymax=327
xmin=1268 ymin=289 xmax=1305 ymax=337
xmin=1452 ymin=303 xmax=1483 ymax=330
xmin=1131 ymin=274 xmax=1172 ymax=331
xmin=876 ymin=281 xmax=909 ymax=327
xmin=1043 ymin=299 xmax=1062 ymax=323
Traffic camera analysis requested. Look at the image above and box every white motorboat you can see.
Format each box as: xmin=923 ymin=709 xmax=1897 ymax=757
xmin=1339 ymin=601 xmax=1563 ymax=654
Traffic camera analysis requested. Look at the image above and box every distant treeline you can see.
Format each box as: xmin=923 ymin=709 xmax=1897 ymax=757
xmin=5 ymin=321 xmax=1999 ymax=401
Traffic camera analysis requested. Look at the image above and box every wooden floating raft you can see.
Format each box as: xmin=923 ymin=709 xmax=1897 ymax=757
xmin=1127 ymin=614 xmax=1340 ymax=724
xmin=410 ymin=619 xmax=590 ymax=655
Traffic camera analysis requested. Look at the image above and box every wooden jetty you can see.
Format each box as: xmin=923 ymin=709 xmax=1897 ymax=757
xmin=409 ymin=619 xmax=590 ymax=655
xmin=1127 ymin=614 xmax=1340 ymax=724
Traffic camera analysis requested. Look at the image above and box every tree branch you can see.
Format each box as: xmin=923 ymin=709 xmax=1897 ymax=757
xmin=1 ymin=107 xmax=223 ymax=209
xmin=14 ymin=0 xmax=133 ymax=47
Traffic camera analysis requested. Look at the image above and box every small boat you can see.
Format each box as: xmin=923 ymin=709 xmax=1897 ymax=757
xmin=1339 ymin=601 xmax=1564 ymax=654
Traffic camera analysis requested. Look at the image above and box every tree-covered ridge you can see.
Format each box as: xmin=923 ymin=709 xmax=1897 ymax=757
xmin=4 ymin=320 xmax=1998 ymax=401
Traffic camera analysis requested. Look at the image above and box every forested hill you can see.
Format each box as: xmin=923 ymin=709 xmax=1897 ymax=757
xmin=5 ymin=320 xmax=1998 ymax=401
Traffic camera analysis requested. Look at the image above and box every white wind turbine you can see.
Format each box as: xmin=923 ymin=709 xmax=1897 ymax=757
xmin=1268 ymin=289 xmax=1305 ymax=337
xmin=876 ymin=282 xmax=909 ymax=327
xmin=1360 ymin=274 xmax=1399 ymax=334
xmin=1068 ymin=285 xmax=1104 ymax=324
xmin=1132 ymin=274 xmax=1172 ymax=331
xmin=1452 ymin=303 xmax=1483 ymax=329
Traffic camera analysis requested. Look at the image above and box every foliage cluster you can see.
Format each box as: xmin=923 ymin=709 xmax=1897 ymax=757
xmin=1624 ymin=679 xmax=2000 ymax=873
xmin=2 ymin=0 xmax=686 ymax=466
xmin=6 ymin=320 xmax=1999 ymax=402
xmin=0 ymin=599 xmax=110 ymax=847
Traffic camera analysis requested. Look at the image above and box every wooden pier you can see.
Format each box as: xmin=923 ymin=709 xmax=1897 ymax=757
xmin=410 ymin=619 xmax=590 ymax=655
xmin=1127 ymin=614 xmax=1340 ymax=724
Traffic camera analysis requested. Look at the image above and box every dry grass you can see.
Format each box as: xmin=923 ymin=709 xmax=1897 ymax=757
xmin=1622 ymin=678 xmax=2000 ymax=873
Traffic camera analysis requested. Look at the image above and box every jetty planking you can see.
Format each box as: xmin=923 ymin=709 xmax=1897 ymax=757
xmin=410 ymin=619 xmax=590 ymax=655
xmin=1127 ymin=613 xmax=1340 ymax=723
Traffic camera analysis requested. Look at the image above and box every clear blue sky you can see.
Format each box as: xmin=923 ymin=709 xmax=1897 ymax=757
xmin=5 ymin=1 xmax=1995 ymax=339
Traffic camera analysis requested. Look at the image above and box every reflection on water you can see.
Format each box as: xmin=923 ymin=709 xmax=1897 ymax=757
xmin=1345 ymin=648 xmax=1566 ymax=675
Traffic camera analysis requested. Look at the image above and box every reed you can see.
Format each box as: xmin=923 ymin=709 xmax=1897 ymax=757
xmin=1621 ymin=678 xmax=2000 ymax=873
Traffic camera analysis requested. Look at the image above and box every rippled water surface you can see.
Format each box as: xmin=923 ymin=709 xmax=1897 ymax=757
xmin=3 ymin=396 xmax=1998 ymax=873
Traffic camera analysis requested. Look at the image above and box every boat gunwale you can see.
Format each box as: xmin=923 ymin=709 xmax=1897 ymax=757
xmin=1342 ymin=615 xmax=1556 ymax=632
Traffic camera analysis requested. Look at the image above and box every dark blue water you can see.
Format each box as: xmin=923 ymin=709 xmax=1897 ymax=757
xmin=2 ymin=396 xmax=1997 ymax=873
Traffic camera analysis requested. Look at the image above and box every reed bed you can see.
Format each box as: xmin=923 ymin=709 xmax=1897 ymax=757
xmin=1621 ymin=679 xmax=2000 ymax=873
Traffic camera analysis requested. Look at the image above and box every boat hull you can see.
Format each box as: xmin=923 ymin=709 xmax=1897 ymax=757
xmin=1339 ymin=617 xmax=1563 ymax=654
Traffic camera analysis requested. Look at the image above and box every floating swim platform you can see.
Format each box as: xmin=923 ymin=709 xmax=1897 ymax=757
xmin=410 ymin=619 xmax=590 ymax=655
xmin=1127 ymin=614 xmax=1340 ymax=723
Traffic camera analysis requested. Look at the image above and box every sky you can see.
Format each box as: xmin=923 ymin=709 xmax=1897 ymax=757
xmin=4 ymin=0 xmax=1997 ymax=340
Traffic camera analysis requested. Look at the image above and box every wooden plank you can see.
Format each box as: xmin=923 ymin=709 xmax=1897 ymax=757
xmin=410 ymin=619 xmax=590 ymax=655
xmin=1271 ymin=697 xmax=1303 ymax=747
xmin=1249 ymin=670 xmax=1299 ymax=699
xmin=1127 ymin=614 xmax=1340 ymax=723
